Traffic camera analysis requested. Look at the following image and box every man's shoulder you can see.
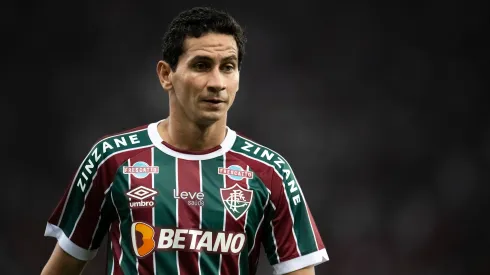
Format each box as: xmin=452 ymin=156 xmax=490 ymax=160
xmin=88 ymin=123 xmax=154 ymax=160
xmin=230 ymin=131 xmax=292 ymax=174
xmin=95 ymin=123 xmax=150 ymax=143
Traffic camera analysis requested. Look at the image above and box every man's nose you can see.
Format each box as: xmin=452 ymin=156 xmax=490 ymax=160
xmin=206 ymin=67 xmax=226 ymax=93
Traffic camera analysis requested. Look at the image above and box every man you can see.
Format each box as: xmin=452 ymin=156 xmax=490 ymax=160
xmin=41 ymin=7 xmax=328 ymax=275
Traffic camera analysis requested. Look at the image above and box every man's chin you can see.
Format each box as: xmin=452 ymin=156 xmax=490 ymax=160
xmin=195 ymin=112 xmax=226 ymax=126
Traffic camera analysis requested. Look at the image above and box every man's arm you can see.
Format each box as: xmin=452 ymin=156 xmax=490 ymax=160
xmin=285 ymin=265 xmax=315 ymax=275
xmin=41 ymin=243 xmax=87 ymax=275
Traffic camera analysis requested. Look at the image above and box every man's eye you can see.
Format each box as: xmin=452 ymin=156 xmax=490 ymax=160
xmin=222 ymin=64 xmax=235 ymax=72
xmin=194 ymin=63 xmax=209 ymax=70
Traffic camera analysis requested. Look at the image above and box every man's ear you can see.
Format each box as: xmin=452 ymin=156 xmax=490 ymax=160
xmin=157 ymin=60 xmax=173 ymax=91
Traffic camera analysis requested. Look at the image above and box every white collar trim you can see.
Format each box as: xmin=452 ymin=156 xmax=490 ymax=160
xmin=147 ymin=120 xmax=236 ymax=160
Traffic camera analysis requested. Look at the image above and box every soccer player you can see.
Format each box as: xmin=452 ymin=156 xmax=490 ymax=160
xmin=41 ymin=7 xmax=328 ymax=275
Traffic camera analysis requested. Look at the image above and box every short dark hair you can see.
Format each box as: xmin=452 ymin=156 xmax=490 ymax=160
xmin=161 ymin=7 xmax=247 ymax=71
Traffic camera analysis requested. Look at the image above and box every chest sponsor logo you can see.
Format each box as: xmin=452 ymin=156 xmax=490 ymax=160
xmin=218 ymin=165 xmax=253 ymax=181
xmin=131 ymin=222 xmax=246 ymax=258
xmin=173 ymin=189 xmax=205 ymax=206
xmin=123 ymin=161 xmax=159 ymax=179
xmin=221 ymin=184 xmax=253 ymax=220
xmin=126 ymin=186 xmax=158 ymax=209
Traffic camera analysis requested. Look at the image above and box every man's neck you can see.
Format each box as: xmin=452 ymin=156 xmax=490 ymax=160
xmin=157 ymin=116 xmax=227 ymax=152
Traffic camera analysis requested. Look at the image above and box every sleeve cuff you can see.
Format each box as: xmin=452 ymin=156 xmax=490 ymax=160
xmin=272 ymin=248 xmax=329 ymax=275
xmin=44 ymin=223 xmax=98 ymax=261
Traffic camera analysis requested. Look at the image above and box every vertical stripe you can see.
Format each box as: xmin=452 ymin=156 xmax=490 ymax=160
xmin=237 ymin=165 xmax=251 ymax=275
xmin=68 ymin=178 xmax=96 ymax=240
xmin=111 ymin=162 xmax=137 ymax=274
xmin=262 ymin=202 xmax=280 ymax=265
xmin=270 ymin=187 xmax=301 ymax=262
xmin=220 ymin=157 xmax=248 ymax=275
xmin=199 ymin=156 xmax=225 ymax=275
xmin=306 ymin=204 xmax=324 ymax=249
xmin=177 ymin=159 xmax=201 ymax=275
xmin=198 ymin=160 xmax=203 ymax=275
xmin=88 ymin=196 xmax=107 ymax=249
xmin=270 ymin=220 xmax=280 ymax=263
xmin=153 ymin=151 xmax=178 ymax=275
xmin=107 ymin=246 xmax=114 ymax=275
xmin=129 ymin=150 xmax=155 ymax=275
xmin=128 ymin=159 xmax=139 ymax=274
xmin=175 ymin=158 xmax=180 ymax=275
xmin=89 ymin=184 xmax=114 ymax=251
xmin=262 ymin=202 xmax=281 ymax=266
xmin=247 ymin=194 xmax=269 ymax=274
xmin=282 ymin=185 xmax=302 ymax=256
xmin=109 ymin=201 xmax=123 ymax=275
xmin=219 ymin=155 xmax=226 ymax=275
xmin=152 ymin=148 xmax=157 ymax=274
xmin=107 ymin=227 xmax=115 ymax=275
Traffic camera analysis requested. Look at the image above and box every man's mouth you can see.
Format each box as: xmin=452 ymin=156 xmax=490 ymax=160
xmin=202 ymin=99 xmax=224 ymax=104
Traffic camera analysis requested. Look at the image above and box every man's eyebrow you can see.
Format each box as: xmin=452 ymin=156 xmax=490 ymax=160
xmin=222 ymin=55 xmax=238 ymax=62
xmin=189 ymin=55 xmax=213 ymax=62
xmin=188 ymin=55 xmax=238 ymax=63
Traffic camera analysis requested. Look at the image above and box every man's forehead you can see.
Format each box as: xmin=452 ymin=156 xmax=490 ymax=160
xmin=182 ymin=33 xmax=238 ymax=59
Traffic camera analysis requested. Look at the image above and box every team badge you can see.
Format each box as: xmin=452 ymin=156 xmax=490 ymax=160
xmin=218 ymin=165 xmax=254 ymax=180
xmin=123 ymin=161 xmax=159 ymax=179
xmin=220 ymin=184 xmax=253 ymax=220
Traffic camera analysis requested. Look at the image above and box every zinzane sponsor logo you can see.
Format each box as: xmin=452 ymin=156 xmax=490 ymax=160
xmin=218 ymin=165 xmax=254 ymax=181
xmin=123 ymin=161 xmax=159 ymax=179
xmin=126 ymin=186 xmax=158 ymax=209
xmin=241 ymin=140 xmax=302 ymax=205
xmin=131 ymin=222 xmax=247 ymax=258
xmin=76 ymin=133 xmax=141 ymax=193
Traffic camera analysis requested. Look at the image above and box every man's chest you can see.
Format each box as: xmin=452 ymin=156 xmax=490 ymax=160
xmin=111 ymin=156 xmax=270 ymax=233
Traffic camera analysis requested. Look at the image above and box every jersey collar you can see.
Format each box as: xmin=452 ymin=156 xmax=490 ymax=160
xmin=147 ymin=120 xmax=236 ymax=160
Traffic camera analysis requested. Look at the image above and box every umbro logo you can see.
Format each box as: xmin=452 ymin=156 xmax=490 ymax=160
xmin=126 ymin=186 xmax=158 ymax=209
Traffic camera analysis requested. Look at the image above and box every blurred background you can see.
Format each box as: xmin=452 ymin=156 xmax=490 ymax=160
xmin=2 ymin=0 xmax=489 ymax=274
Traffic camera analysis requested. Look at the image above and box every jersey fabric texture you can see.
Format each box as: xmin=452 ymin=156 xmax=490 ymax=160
xmin=45 ymin=121 xmax=329 ymax=275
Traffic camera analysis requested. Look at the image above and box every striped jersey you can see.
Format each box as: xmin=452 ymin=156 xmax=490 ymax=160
xmin=45 ymin=121 xmax=329 ymax=275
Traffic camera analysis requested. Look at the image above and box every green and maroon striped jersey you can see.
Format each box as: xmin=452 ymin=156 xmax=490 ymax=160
xmin=45 ymin=121 xmax=328 ymax=275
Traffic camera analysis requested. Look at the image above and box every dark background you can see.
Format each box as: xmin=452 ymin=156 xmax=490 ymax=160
xmin=2 ymin=0 xmax=489 ymax=274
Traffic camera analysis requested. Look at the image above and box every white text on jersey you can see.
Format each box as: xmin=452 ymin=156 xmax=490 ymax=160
xmin=77 ymin=135 xmax=141 ymax=192
xmin=241 ymin=141 xmax=302 ymax=205
xmin=131 ymin=222 xmax=246 ymax=258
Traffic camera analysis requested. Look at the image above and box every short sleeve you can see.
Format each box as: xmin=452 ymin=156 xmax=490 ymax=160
xmin=261 ymin=159 xmax=329 ymax=274
xmin=44 ymin=140 xmax=116 ymax=261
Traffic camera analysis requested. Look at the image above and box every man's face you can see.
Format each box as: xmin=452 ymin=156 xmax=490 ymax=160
xmin=162 ymin=33 xmax=240 ymax=126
